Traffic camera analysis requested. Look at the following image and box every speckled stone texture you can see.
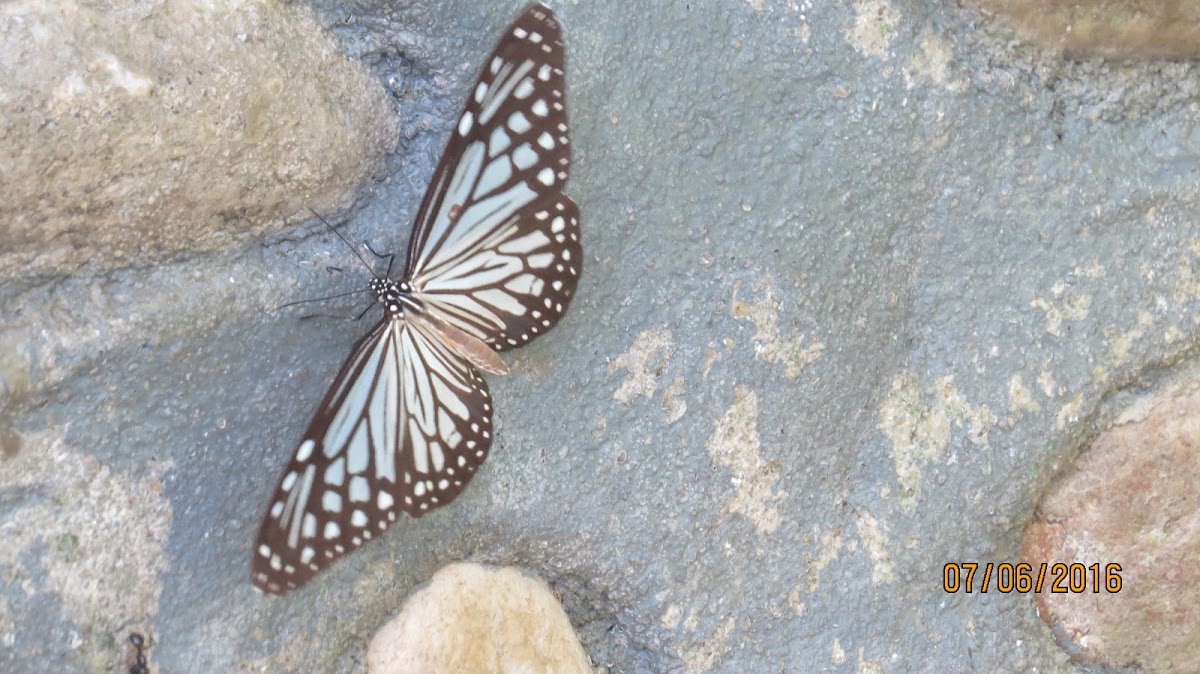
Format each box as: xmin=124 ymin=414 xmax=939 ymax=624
xmin=3 ymin=0 xmax=1200 ymax=672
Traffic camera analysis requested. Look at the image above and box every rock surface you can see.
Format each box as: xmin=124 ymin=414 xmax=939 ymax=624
xmin=2 ymin=0 xmax=1200 ymax=672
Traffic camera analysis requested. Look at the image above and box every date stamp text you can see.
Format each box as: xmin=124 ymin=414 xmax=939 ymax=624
xmin=943 ymin=562 xmax=1122 ymax=594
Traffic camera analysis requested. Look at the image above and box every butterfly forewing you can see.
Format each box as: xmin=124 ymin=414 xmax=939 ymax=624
xmin=252 ymin=319 xmax=493 ymax=595
xmin=405 ymin=5 xmax=581 ymax=351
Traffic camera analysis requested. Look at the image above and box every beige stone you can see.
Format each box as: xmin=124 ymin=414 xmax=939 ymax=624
xmin=1023 ymin=365 xmax=1200 ymax=672
xmin=971 ymin=0 xmax=1200 ymax=59
xmin=0 ymin=0 xmax=400 ymax=280
xmin=367 ymin=563 xmax=594 ymax=674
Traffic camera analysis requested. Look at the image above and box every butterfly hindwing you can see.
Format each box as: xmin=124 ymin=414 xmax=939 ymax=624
xmin=404 ymin=5 xmax=581 ymax=350
xmin=415 ymin=196 xmax=581 ymax=351
xmin=252 ymin=318 xmax=493 ymax=595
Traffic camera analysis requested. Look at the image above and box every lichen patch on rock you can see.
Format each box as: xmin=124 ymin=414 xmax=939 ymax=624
xmin=706 ymin=387 xmax=786 ymax=536
xmin=608 ymin=325 xmax=676 ymax=405
xmin=879 ymin=372 xmax=996 ymax=512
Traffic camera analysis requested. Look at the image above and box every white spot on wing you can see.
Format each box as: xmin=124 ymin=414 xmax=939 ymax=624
xmin=505 ymin=274 xmax=544 ymax=296
xmin=500 ymin=230 xmax=551 ymax=254
xmin=325 ymin=457 xmax=345 ymax=486
xmin=348 ymin=421 xmax=370 ymax=474
xmin=429 ymin=441 xmax=445 ymax=472
xmin=286 ymin=465 xmax=316 ymax=549
xmin=324 ymin=332 xmax=389 ymax=456
xmin=323 ymin=491 xmax=342 ymax=512
xmin=512 ymin=143 xmax=539 ymax=170
xmin=480 ymin=60 xmax=534 ymax=124
xmin=350 ymin=476 xmax=370 ymax=502
xmin=489 ymin=127 xmax=512 ymax=156
xmin=476 ymin=288 xmax=526 ymax=316
xmin=509 ymin=111 xmax=531 ymax=133
xmin=528 ymin=253 xmax=555 ymax=269
xmin=437 ymin=407 xmax=459 ymax=448
xmin=372 ymin=332 xmax=399 ymax=483
xmin=476 ymin=157 xmax=514 ymax=198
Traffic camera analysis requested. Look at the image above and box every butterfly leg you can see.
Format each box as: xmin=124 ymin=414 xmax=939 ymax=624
xmin=362 ymin=240 xmax=396 ymax=278
xmin=353 ymin=300 xmax=379 ymax=322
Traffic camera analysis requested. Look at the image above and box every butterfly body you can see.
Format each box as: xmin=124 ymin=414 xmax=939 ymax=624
xmin=252 ymin=4 xmax=580 ymax=595
xmin=368 ymin=278 xmax=416 ymax=316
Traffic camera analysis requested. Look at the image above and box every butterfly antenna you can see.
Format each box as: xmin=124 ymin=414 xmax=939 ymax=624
xmin=271 ymin=288 xmax=369 ymax=313
xmin=297 ymin=300 xmax=379 ymax=322
xmin=308 ymin=209 xmax=376 ymax=276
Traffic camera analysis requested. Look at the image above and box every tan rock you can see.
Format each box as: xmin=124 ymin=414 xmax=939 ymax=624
xmin=0 ymin=0 xmax=399 ymax=280
xmin=367 ymin=563 xmax=594 ymax=674
xmin=971 ymin=0 xmax=1200 ymax=59
xmin=1023 ymin=366 xmax=1200 ymax=672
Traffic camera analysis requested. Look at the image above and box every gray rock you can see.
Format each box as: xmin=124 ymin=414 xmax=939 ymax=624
xmin=3 ymin=0 xmax=1199 ymax=672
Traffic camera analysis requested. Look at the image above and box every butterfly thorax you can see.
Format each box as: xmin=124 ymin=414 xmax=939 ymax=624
xmin=369 ymin=278 xmax=422 ymax=318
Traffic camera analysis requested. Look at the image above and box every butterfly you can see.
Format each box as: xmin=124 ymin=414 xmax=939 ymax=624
xmin=251 ymin=3 xmax=581 ymax=595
